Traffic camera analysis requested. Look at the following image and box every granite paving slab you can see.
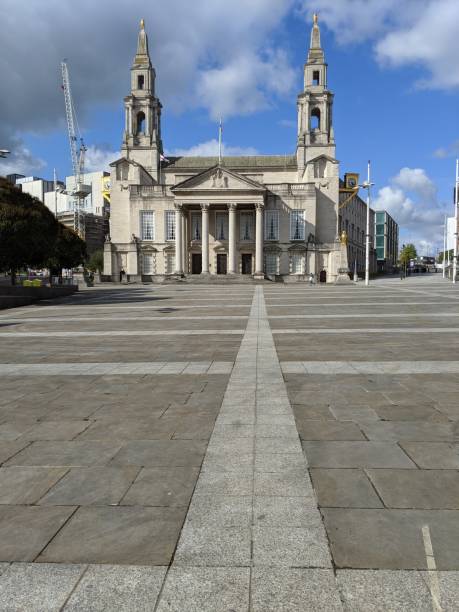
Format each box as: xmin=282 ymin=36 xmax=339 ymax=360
xmin=336 ymin=569 xmax=433 ymax=612
xmin=0 ymin=563 xmax=85 ymax=612
xmin=156 ymin=567 xmax=250 ymax=612
xmin=64 ymin=565 xmax=167 ymax=612
xmin=251 ymin=568 xmax=343 ymax=612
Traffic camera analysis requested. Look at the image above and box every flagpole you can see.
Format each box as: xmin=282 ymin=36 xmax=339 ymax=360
xmin=443 ymin=214 xmax=447 ymax=279
xmin=364 ymin=160 xmax=372 ymax=287
xmin=218 ymin=118 xmax=222 ymax=165
xmin=453 ymin=158 xmax=458 ymax=284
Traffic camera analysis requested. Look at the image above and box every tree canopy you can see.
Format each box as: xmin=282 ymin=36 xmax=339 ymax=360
xmin=0 ymin=177 xmax=86 ymax=280
xmin=399 ymin=243 xmax=417 ymax=265
xmin=0 ymin=177 xmax=59 ymax=275
xmin=46 ymin=224 xmax=86 ymax=274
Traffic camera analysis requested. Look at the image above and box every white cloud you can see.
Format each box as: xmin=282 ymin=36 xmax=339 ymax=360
xmin=373 ymin=167 xmax=448 ymax=253
xmin=434 ymin=140 xmax=459 ymax=159
xmin=197 ymin=49 xmax=296 ymax=120
xmin=0 ymin=0 xmax=298 ymax=160
xmin=168 ymin=139 xmax=258 ymax=157
xmin=0 ymin=0 xmax=301 ymax=173
xmin=0 ymin=139 xmax=46 ymax=177
xmin=300 ymin=0 xmax=459 ymax=90
xmin=85 ymin=145 xmax=117 ymax=172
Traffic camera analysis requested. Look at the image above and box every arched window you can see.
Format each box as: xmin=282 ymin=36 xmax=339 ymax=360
xmin=311 ymin=108 xmax=320 ymax=130
xmin=137 ymin=75 xmax=145 ymax=90
xmin=312 ymin=70 xmax=320 ymax=86
xmin=314 ymin=158 xmax=327 ymax=178
xmin=136 ymin=111 xmax=145 ymax=134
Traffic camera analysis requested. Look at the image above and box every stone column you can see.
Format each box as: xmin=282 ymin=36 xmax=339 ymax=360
xmin=181 ymin=212 xmax=187 ymax=273
xmin=174 ymin=205 xmax=183 ymax=275
xmin=228 ymin=203 xmax=237 ymax=274
xmin=201 ymin=204 xmax=210 ymax=274
xmin=254 ymin=203 xmax=264 ymax=277
xmin=103 ymin=239 xmax=113 ymax=277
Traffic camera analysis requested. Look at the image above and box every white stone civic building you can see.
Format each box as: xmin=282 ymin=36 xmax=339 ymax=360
xmin=105 ymin=16 xmax=345 ymax=282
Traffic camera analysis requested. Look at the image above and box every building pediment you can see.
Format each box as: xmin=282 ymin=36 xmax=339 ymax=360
xmin=171 ymin=165 xmax=266 ymax=194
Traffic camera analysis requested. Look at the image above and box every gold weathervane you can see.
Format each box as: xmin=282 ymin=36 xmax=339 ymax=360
xmin=140 ymin=18 xmax=145 ymax=30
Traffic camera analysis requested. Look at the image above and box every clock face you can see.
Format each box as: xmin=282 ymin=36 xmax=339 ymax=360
xmin=348 ymin=177 xmax=357 ymax=188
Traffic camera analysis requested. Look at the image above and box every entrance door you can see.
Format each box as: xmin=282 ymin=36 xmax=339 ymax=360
xmin=241 ymin=254 xmax=252 ymax=275
xmin=192 ymin=253 xmax=202 ymax=274
xmin=217 ymin=254 xmax=227 ymax=275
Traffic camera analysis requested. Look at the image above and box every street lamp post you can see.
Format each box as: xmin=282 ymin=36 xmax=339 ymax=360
xmin=443 ymin=214 xmax=447 ymax=279
xmin=453 ymin=158 xmax=458 ymax=284
xmin=359 ymin=161 xmax=374 ymax=287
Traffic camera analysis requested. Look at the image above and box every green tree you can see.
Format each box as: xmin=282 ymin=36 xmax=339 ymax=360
xmin=0 ymin=177 xmax=58 ymax=283
xmin=399 ymin=243 xmax=417 ymax=267
xmin=87 ymin=249 xmax=104 ymax=273
xmin=47 ymin=224 xmax=86 ymax=276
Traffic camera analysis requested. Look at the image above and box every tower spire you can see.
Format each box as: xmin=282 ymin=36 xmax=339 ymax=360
xmin=308 ymin=13 xmax=324 ymax=63
xmin=134 ymin=18 xmax=151 ymax=66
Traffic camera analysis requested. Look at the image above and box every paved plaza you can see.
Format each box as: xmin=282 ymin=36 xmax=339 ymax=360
xmin=0 ymin=275 xmax=458 ymax=610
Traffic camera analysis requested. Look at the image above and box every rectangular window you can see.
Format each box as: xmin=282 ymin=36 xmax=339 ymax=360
xmin=376 ymin=212 xmax=385 ymax=223
xmin=376 ymin=235 xmax=385 ymax=248
xmin=140 ymin=211 xmax=154 ymax=240
xmin=240 ymin=212 xmax=254 ymax=241
xmin=191 ymin=213 xmax=201 ymax=241
xmin=264 ymin=210 xmax=279 ymax=241
xmin=291 ymin=253 xmax=305 ymax=274
xmin=265 ymin=253 xmax=278 ymax=275
xmin=142 ymin=253 xmax=155 ymax=275
xmin=290 ymin=210 xmax=305 ymax=240
xmin=165 ymin=210 xmax=176 ymax=241
xmin=376 ymin=247 xmax=384 ymax=260
xmin=215 ymin=212 xmax=228 ymax=241
xmin=376 ymin=224 xmax=385 ymax=235
xmin=165 ymin=253 xmax=175 ymax=274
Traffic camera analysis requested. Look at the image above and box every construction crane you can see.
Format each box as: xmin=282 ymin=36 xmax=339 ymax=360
xmin=61 ymin=60 xmax=90 ymax=238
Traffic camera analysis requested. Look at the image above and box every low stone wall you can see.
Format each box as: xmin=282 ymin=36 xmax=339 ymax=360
xmin=0 ymin=285 xmax=78 ymax=310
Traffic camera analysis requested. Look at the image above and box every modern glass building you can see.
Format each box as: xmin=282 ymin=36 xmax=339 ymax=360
xmin=375 ymin=211 xmax=399 ymax=273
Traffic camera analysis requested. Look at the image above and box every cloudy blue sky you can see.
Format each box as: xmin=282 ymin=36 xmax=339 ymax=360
xmin=1 ymin=0 xmax=458 ymax=254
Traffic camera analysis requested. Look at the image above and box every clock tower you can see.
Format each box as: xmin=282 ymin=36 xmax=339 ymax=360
xmin=297 ymin=14 xmax=336 ymax=173
xmin=122 ymin=20 xmax=163 ymax=182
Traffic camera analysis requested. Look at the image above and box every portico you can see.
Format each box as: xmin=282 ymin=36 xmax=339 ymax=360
xmin=171 ymin=166 xmax=266 ymax=277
